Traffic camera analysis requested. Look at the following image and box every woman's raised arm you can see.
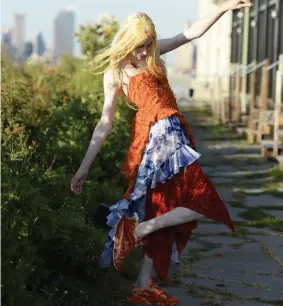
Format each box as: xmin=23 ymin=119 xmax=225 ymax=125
xmin=157 ymin=0 xmax=252 ymax=55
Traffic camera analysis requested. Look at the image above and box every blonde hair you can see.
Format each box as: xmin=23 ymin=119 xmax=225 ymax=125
xmin=89 ymin=12 xmax=166 ymax=100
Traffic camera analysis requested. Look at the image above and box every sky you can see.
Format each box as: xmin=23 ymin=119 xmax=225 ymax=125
xmin=1 ymin=0 xmax=199 ymax=64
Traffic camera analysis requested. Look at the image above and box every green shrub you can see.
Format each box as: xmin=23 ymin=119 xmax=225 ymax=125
xmin=1 ymin=56 xmax=138 ymax=305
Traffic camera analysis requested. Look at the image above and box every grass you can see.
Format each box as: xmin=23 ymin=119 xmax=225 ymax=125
xmin=233 ymin=185 xmax=283 ymax=198
xmin=209 ymin=127 xmax=244 ymax=141
xmin=265 ymin=189 xmax=283 ymax=198
xmin=228 ymin=200 xmax=246 ymax=208
xmin=184 ymin=282 xmax=283 ymax=305
xmin=239 ymin=207 xmax=283 ymax=233
xmin=240 ymin=207 xmax=269 ymax=221
xmin=192 ymin=120 xmax=246 ymax=141
xmin=222 ymin=166 xmax=283 ymax=183
xmin=233 ymin=190 xmax=247 ymax=200
xmin=179 ymin=104 xmax=211 ymax=115
xmin=181 ymin=253 xmax=208 ymax=264
xmin=237 ymin=166 xmax=283 ymax=193
xmin=256 ymin=166 xmax=283 ymax=192
xmin=225 ymin=227 xmax=250 ymax=239
xmin=270 ymin=167 xmax=283 ymax=181
xmin=253 ymin=205 xmax=283 ymax=211
xmin=185 ymin=283 xmax=236 ymax=301
xmin=245 ymin=218 xmax=283 ymax=233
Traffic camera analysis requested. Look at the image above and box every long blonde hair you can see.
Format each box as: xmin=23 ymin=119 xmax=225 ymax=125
xmin=89 ymin=12 xmax=166 ymax=94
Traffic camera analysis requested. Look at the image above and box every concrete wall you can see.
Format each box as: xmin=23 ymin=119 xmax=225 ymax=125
xmin=176 ymin=20 xmax=195 ymax=71
xmin=194 ymin=0 xmax=232 ymax=102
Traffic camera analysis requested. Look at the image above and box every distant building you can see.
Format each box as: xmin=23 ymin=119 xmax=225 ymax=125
xmin=1 ymin=29 xmax=15 ymax=58
xmin=34 ymin=32 xmax=46 ymax=56
xmin=13 ymin=13 xmax=26 ymax=58
xmin=194 ymin=0 xmax=232 ymax=101
xmin=53 ymin=8 xmax=75 ymax=62
xmin=23 ymin=41 xmax=33 ymax=59
xmin=2 ymin=29 xmax=12 ymax=47
xmin=176 ymin=20 xmax=195 ymax=72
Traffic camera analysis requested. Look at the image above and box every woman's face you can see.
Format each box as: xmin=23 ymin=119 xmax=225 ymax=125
xmin=130 ymin=36 xmax=153 ymax=63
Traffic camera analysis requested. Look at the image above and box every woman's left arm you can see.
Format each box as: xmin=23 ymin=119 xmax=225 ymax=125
xmin=157 ymin=0 xmax=252 ymax=55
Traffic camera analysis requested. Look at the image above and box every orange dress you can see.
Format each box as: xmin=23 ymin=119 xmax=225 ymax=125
xmin=121 ymin=72 xmax=197 ymax=200
xmin=98 ymin=71 xmax=234 ymax=280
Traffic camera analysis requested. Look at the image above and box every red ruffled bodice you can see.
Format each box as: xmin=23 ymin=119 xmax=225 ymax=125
xmin=121 ymin=72 xmax=197 ymax=199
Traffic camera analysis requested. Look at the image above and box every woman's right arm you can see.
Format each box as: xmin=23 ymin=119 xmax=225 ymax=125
xmin=71 ymin=70 xmax=118 ymax=194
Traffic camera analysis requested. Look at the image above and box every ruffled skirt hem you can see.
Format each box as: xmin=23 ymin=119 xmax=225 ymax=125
xmin=97 ymin=115 xmax=233 ymax=272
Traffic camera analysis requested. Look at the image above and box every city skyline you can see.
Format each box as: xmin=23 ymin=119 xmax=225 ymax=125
xmin=1 ymin=0 xmax=199 ymax=64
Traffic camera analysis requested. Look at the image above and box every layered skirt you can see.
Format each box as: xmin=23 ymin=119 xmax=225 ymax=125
xmin=98 ymin=115 xmax=234 ymax=279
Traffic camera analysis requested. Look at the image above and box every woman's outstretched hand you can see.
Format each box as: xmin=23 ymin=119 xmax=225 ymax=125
xmin=71 ymin=168 xmax=88 ymax=195
xmin=221 ymin=0 xmax=253 ymax=11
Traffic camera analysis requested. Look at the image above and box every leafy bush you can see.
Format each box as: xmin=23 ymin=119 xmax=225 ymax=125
xmin=1 ymin=50 xmax=138 ymax=305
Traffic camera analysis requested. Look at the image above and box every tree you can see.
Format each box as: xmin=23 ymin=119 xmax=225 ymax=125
xmin=75 ymin=14 xmax=119 ymax=59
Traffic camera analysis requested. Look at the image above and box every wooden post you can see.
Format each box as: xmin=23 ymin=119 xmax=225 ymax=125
xmin=248 ymin=61 xmax=257 ymax=129
xmin=219 ymin=77 xmax=226 ymax=123
xmin=216 ymin=76 xmax=222 ymax=123
xmin=228 ymin=63 xmax=234 ymax=123
xmin=212 ymin=77 xmax=218 ymax=120
xmin=214 ymin=77 xmax=218 ymax=120
xmin=228 ymin=64 xmax=234 ymax=122
xmin=273 ymin=55 xmax=283 ymax=156
xmin=235 ymin=64 xmax=242 ymax=123
xmin=241 ymin=7 xmax=251 ymax=116
xmin=247 ymin=61 xmax=257 ymax=143
xmin=257 ymin=59 xmax=270 ymax=143
xmin=210 ymin=81 xmax=215 ymax=117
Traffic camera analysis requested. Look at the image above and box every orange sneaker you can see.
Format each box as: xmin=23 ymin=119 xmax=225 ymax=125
xmin=128 ymin=281 xmax=179 ymax=305
xmin=113 ymin=216 xmax=145 ymax=271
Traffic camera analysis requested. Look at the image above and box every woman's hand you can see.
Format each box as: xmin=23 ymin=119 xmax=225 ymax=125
xmin=71 ymin=168 xmax=88 ymax=195
xmin=221 ymin=0 xmax=253 ymax=12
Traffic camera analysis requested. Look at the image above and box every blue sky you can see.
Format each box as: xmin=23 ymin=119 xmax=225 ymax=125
xmin=1 ymin=0 xmax=199 ymax=64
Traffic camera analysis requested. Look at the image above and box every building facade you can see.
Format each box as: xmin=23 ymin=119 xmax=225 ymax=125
xmin=176 ymin=20 xmax=195 ymax=72
xmin=231 ymin=0 xmax=283 ymax=100
xmin=23 ymin=41 xmax=33 ymax=59
xmin=34 ymin=32 xmax=46 ymax=56
xmin=194 ymin=0 xmax=233 ymax=101
xmin=53 ymin=8 xmax=75 ymax=62
xmin=1 ymin=29 xmax=14 ymax=58
xmin=13 ymin=14 xmax=26 ymax=58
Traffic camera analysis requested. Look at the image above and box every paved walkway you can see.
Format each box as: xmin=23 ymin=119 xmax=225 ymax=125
xmin=159 ymin=108 xmax=283 ymax=306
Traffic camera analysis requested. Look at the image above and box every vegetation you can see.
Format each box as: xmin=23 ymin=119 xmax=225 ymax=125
xmin=239 ymin=208 xmax=283 ymax=233
xmin=1 ymin=17 xmax=140 ymax=305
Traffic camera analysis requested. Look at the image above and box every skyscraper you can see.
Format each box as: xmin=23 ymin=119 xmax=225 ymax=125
xmin=1 ymin=29 xmax=13 ymax=53
xmin=23 ymin=41 xmax=33 ymax=59
xmin=13 ymin=14 xmax=26 ymax=57
xmin=1 ymin=28 xmax=17 ymax=60
xmin=34 ymin=32 xmax=46 ymax=56
xmin=53 ymin=8 xmax=75 ymax=62
xmin=2 ymin=29 xmax=12 ymax=47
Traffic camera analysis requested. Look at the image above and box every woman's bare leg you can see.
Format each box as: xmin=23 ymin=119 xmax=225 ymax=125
xmin=133 ymin=208 xmax=204 ymax=289
xmin=135 ymin=207 xmax=205 ymax=239
xmin=135 ymin=255 xmax=154 ymax=289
